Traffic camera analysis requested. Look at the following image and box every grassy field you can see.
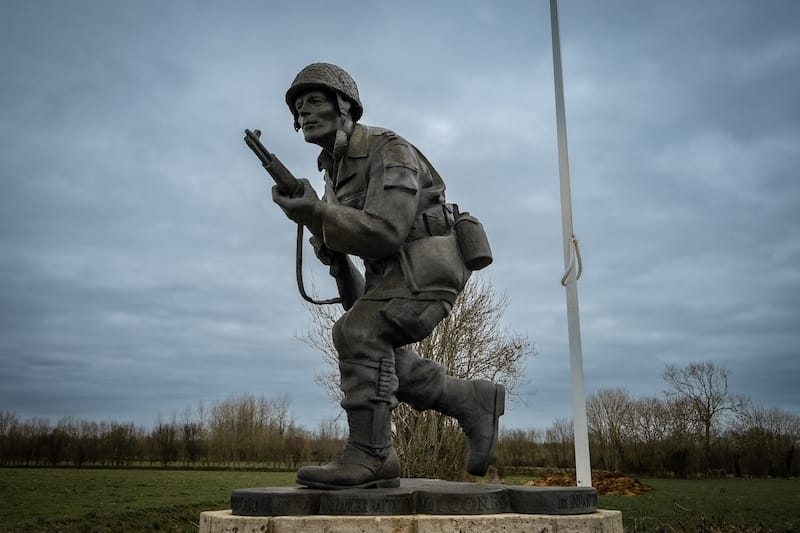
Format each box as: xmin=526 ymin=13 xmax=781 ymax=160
xmin=0 ymin=468 xmax=797 ymax=532
xmin=600 ymin=477 xmax=798 ymax=532
xmin=0 ymin=468 xmax=296 ymax=532
xmin=504 ymin=474 xmax=799 ymax=532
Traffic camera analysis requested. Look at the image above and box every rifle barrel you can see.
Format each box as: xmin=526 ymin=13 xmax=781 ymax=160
xmin=244 ymin=129 xmax=272 ymax=164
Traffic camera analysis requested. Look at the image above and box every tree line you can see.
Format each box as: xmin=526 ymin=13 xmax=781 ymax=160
xmin=0 ymin=394 xmax=345 ymax=469
xmin=497 ymin=361 xmax=800 ymax=478
xmin=2 ymin=272 xmax=797 ymax=480
xmin=2 ymin=362 xmax=797 ymax=479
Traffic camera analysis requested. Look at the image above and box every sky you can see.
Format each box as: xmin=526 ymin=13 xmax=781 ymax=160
xmin=1 ymin=0 xmax=798 ymax=434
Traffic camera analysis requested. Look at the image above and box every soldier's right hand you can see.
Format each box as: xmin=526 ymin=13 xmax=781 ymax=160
xmin=271 ymin=178 xmax=320 ymax=227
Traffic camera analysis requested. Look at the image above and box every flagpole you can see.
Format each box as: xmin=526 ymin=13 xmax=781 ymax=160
xmin=549 ymin=0 xmax=592 ymax=488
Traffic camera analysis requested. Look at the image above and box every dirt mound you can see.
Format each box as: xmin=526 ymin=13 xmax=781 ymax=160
xmin=525 ymin=470 xmax=652 ymax=496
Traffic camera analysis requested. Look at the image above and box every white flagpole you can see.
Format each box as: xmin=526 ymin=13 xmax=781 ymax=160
xmin=549 ymin=0 xmax=592 ymax=487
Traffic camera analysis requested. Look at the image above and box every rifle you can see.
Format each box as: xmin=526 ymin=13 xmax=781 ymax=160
xmin=243 ymin=129 xmax=365 ymax=308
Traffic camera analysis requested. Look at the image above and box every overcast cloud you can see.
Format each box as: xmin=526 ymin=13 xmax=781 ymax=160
xmin=1 ymin=0 xmax=798 ymax=432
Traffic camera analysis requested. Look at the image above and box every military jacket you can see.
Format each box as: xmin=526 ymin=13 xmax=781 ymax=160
xmin=312 ymin=124 xmax=468 ymax=302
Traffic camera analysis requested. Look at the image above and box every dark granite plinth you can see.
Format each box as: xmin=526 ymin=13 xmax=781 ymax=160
xmin=231 ymin=478 xmax=597 ymax=517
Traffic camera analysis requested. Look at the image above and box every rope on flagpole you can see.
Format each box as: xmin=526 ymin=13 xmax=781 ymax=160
xmin=560 ymin=234 xmax=583 ymax=287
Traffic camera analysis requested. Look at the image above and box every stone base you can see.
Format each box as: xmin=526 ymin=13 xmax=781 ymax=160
xmin=199 ymin=509 xmax=623 ymax=533
xmin=231 ymin=479 xmax=597 ymax=516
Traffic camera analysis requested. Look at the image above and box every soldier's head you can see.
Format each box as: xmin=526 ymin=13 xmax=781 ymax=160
xmin=286 ymin=63 xmax=362 ymax=149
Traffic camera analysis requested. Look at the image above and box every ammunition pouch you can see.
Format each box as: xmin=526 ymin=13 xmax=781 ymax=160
xmin=399 ymin=233 xmax=468 ymax=299
xmin=398 ymin=202 xmax=492 ymax=298
xmin=410 ymin=203 xmax=493 ymax=270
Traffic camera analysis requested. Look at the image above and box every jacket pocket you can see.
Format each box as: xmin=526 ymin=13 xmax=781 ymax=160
xmin=337 ymin=188 xmax=367 ymax=208
xmin=399 ymin=233 xmax=469 ymax=296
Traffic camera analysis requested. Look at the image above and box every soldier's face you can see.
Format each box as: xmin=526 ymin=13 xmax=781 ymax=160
xmin=295 ymin=90 xmax=339 ymax=148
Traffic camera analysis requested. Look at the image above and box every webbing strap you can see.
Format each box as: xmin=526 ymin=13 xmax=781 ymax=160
xmin=295 ymin=224 xmax=342 ymax=305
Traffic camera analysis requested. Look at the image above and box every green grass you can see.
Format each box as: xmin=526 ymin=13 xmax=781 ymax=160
xmin=599 ymin=477 xmax=799 ymax=532
xmin=1 ymin=469 xmax=798 ymax=532
xmin=0 ymin=468 xmax=296 ymax=532
xmin=504 ymin=475 xmax=799 ymax=532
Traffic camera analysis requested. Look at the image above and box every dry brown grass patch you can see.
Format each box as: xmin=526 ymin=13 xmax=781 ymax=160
xmin=526 ymin=470 xmax=653 ymax=496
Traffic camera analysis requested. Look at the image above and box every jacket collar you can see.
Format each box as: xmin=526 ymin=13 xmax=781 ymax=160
xmin=317 ymin=124 xmax=369 ymax=174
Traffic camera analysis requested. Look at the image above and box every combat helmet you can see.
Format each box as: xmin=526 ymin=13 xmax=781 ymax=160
xmin=286 ymin=63 xmax=363 ymax=129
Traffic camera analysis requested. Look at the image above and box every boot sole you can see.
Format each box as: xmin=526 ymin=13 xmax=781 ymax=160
xmin=296 ymin=477 xmax=401 ymax=490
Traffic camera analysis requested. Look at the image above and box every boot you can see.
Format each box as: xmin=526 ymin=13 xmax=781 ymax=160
xmin=435 ymin=378 xmax=505 ymax=476
xmin=296 ymin=408 xmax=400 ymax=490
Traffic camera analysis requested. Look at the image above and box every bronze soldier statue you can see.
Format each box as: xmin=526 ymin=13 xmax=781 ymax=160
xmin=270 ymin=63 xmax=505 ymax=489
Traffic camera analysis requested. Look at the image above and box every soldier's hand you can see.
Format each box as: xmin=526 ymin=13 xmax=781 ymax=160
xmin=271 ymin=178 xmax=320 ymax=227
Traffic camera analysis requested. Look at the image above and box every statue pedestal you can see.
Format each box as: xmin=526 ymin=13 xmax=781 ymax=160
xmin=199 ymin=509 xmax=623 ymax=532
xmin=199 ymin=479 xmax=622 ymax=532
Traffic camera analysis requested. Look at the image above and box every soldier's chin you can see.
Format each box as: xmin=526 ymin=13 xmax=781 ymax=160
xmin=303 ymin=130 xmax=332 ymax=147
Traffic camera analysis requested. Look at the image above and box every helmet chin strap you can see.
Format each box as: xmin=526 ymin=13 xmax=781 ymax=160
xmin=333 ymin=96 xmax=354 ymax=160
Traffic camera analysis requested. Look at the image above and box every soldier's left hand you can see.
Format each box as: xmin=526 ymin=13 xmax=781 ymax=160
xmin=272 ymin=178 xmax=320 ymax=227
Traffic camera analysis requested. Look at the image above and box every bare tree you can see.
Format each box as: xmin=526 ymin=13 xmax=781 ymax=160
xmin=151 ymin=416 xmax=178 ymax=466
xmin=302 ymin=294 xmax=347 ymax=405
xmin=496 ymin=428 xmax=543 ymax=468
xmin=301 ymin=276 xmax=534 ymax=479
xmin=310 ymin=417 xmax=346 ymax=465
xmin=586 ymin=387 xmax=634 ymax=471
xmin=732 ymin=405 xmax=800 ymax=477
xmin=0 ymin=410 xmax=20 ymax=465
xmin=663 ymin=361 xmax=748 ymax=474
xmin=544 ymin=418 xmax=574 ymax=468
xmin=626 ymin=397 xmax=670 ymax=475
